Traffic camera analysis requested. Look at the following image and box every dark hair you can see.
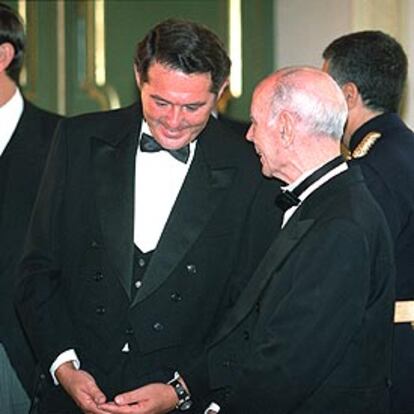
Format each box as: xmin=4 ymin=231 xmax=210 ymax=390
xmin=323 ymin=30 xmax=407 ymax=113
xmin=134 ymin=18 xmax=231 ymax=95
xmin=0 ymin=2 xmax=25 ymax=83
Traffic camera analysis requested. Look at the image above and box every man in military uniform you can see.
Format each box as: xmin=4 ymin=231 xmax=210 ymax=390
xmin=323 ymin=30 xmax=414 ymax=414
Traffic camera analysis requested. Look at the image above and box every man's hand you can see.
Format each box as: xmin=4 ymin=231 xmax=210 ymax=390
xmin=98 ymin=383 xmax=178 ymax=414
xmin=55 ymin=362 xmax=108 ymax=414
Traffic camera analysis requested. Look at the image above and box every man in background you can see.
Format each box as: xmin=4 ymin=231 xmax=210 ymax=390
xmin=323 ymin=31 xmax=414 ymax=414
xmin=0 ymin=2 xmax=62 ymax=413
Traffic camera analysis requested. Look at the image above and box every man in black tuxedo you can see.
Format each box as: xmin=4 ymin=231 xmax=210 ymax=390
xmin=323 ymin=31 xmax=414 ymax=414
xmin=15 ymin=19 xmax=280 ymax=414
xmin=191 ymin=67 xmax=394 ymax=414
xmin=0 ymin=3 xmax=62 ymax=413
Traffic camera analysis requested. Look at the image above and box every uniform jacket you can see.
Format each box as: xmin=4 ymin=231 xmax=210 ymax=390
xmin=347 ymin=113 xmax=414 ymax=413
xmin=0 ymin=100 xmax=61 ymax=396
xmin=204 ymin=167 xmax=395 ymax=414
xmin=15 ymin=102 xmax=280 ymax=409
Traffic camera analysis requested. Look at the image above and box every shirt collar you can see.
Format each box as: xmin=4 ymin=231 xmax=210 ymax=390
xmin=283 ymin=161 xmax=348 ymax=199
xmin=280 ymin=161 xmax=348 ymax=228
xmin=0 ymin=88 xmax=24 ymax=156
xmin=348 ymin=112 xmax=399 ymax=151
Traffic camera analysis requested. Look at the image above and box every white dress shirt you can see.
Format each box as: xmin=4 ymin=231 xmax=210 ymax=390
xmin=0 ymin=88 xmax=23 ymax=156
xmin=50 ymin=120 xmax=197 ymax=383
xmin=134 ymin=121 xmax=196 ymax=252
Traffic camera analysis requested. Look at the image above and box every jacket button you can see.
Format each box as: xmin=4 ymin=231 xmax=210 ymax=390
xmin=95 ymin=306 xmax=106 ymax=315
xmin=138 ymin=258 xmax=146 ymax=267
xmin=222 ymin=360 xmax=231 ymax=368
xmin=170 ymin=292 xmax=182 ymax=302
xmin=186 ymin=264 xmax=197 ymax=275
xmin=153 ymin=322 xmax=164 ymax=331
xmin=125 ymin=328 xmax=134 ymax=335
xmin=91 ymin=240 xmax=99 ymax=248
xmin=94 ymin=272 xmax=104 ymax=281
xmin=243 ymin=330 xmax=250 ymax=340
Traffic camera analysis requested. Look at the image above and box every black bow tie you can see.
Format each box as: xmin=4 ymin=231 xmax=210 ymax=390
xmin=275 ymin=156 xmax=345 ymax=212
xmin=139 ymin=133 xmax=190 ymax=164
xmin=274 ymin=189 xmax=301 ymax=212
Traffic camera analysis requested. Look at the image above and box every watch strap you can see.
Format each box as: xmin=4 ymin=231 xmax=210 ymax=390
xmin=168 ymin=372 xmax=193 ymax=411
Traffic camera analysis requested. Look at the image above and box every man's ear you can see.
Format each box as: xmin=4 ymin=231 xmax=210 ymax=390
xmin=134 ymin=64 xmax=142 ymax=90
xmin=0 ymin=42 xmax=15 ymax=73
xmin=278 ymin=110 xmax=295 ymax=147
xmin=216 ymin=79 xmax=230 ymax=102
xmin=341 ymin=82 xmax=359 ymax=110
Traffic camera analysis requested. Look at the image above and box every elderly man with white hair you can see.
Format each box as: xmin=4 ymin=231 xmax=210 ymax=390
xmin=198 ymin=66 xmax=395 ymax=414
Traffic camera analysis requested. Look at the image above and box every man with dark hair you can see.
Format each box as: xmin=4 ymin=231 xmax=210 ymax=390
xmin=15 ymin=18 xmax=279 ymax=414
xmin=0 ymin=2 xmax=24 ymax=83
xmin=0 ymin=3 xmax=62 ymax=413
xmin=134 ymin=19 xmax=230 ymax=96
xmin=323 ymin=30 xmax=414 ymax=414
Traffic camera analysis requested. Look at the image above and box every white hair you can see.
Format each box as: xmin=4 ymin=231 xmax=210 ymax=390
xmin=269 ymin=67 xmax=348 ymax=140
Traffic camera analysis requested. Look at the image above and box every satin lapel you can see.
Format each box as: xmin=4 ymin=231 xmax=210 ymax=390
xmin=131 ymin=146 xmax=236 ymax=306
xmin=92 ymin=131 xmax=137 ymax=300
xmin=211 ymin=217 xmax=315 ymax=345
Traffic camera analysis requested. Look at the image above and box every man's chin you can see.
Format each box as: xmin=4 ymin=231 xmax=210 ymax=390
xmin=156 ymin=134 xmax=192 ymax=149
xmin=261 ymin=167 xmax=272 ymax=178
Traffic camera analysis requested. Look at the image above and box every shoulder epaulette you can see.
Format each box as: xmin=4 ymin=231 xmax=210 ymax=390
xmin=350 ymin=131 xmax=381 ymax=159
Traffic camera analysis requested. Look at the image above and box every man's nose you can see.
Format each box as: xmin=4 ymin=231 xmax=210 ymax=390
xmin=165 ymin=106 xmax=182 ymax=129
xmin=245 ymin=124 xmax=254 ymax=142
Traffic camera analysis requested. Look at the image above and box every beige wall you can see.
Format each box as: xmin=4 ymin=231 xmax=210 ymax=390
xmin=274 ymin=0 xmax=414 ymax=129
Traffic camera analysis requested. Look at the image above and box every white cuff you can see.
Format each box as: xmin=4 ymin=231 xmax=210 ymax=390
xmin=50 ymin=349 xmax=80 ymax=385
xmin=204 ymin=402 xmax=221 ymax=414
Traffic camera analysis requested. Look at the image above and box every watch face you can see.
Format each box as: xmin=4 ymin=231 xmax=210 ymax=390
xmin=179 ymin=400 xmax=193 ymax=411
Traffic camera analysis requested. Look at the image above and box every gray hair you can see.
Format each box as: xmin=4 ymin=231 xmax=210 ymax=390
xmin=269 ymin=67 xmax=347 ymax=140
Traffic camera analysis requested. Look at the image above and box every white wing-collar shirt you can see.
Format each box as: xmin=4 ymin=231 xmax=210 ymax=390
xmin=281 ymin=161 xmax=348 ymax=228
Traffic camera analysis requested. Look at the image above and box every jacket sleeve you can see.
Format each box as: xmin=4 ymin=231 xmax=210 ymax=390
xmin=14 ymin=120 xmax=78 ymax=375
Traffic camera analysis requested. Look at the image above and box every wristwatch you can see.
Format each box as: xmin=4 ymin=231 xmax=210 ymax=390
xmin=168 ymin=372 xmax=193 ymax=411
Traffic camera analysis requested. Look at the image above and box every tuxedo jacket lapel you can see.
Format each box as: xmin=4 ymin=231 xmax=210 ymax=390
xmin=132 ymin=125 xmax=236 ymax=305
xmin=212 ymin=217 xmax=315 ymax=344
xmin=91 ymin=105 xmax=139 ymax=300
